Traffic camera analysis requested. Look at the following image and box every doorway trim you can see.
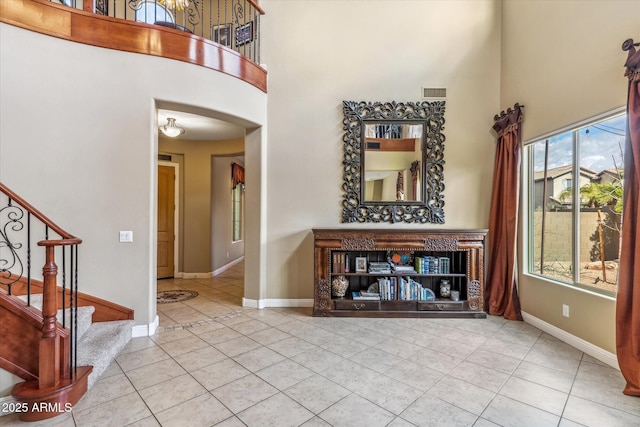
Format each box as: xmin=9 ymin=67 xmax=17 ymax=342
xmin=158 ymin=160 xmax=180 ymax=278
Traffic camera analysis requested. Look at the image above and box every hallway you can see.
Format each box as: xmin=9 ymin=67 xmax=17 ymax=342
xmin=156 ymin=261 xmax=246 ymax=329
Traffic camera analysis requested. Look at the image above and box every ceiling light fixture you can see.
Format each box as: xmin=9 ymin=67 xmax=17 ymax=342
xmin=159 ymin=118 xmax=185 ymax=138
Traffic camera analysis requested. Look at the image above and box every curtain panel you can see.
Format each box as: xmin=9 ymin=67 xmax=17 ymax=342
xmin=617 ymin=39 xmax=640 ymax=396
xmin=232 ymin=163 xmax=245 ymax=189
xmin=485 ymin=104 xmax=524 ymax=321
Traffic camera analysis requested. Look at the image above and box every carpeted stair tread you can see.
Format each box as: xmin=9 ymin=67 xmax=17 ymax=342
xmin=77 ymin=320 xmax=134 ymax=389
xmin=17 ymin=294 xmax=95 ymax=339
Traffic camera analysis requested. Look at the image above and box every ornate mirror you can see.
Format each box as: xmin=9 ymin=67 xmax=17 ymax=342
xmin=341 ymin=101 xmax=446 ymax=223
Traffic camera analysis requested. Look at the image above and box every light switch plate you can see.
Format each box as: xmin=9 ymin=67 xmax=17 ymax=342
xmin=119 ymin=231 xmax=133 ymax=243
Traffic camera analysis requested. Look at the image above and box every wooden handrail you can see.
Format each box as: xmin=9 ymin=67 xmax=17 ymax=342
xmin=247 ymin=0 xmax=266 ymax=15
xmin=0 ymin=183 xmax=80 ymax=243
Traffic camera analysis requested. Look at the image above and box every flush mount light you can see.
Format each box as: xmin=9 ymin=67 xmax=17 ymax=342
xmin=159 ymin=117 xmax=185 ymax=137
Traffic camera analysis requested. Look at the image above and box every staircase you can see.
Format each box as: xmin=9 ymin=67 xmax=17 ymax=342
xmin=0 ymin=182 xmax=135 ymax=421
xmin=17 ymin=294 xmax=134 ymax=390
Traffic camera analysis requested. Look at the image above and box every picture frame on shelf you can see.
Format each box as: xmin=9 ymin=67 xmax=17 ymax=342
xmin=212 ymin=23 xmax=232 ymax=47
xmin=355 ymin=256 xmax=368 ymax=273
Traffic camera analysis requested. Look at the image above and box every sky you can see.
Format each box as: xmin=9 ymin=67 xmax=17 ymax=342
xmin=532 ymin=114 xmax=626 ymax=173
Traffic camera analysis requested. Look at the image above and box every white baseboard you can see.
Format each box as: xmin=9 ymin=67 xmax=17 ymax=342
xmin=242 ymin=298 xmax=314 ymax=309
xmin=522 ymin=311 xmax=619 ymax=370
xmin=213 ymin=256 xmax=244 ymax=277
xmin=132 ymin=315 xmax=159 ymax=337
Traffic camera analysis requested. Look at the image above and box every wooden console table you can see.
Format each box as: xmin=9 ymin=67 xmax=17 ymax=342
xmin=313 ymin=228 xmax=487 ymax=318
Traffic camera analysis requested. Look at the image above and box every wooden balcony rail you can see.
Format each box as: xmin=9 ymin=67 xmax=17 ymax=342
xmin=0 ymin=0 xmax=267 ymax=92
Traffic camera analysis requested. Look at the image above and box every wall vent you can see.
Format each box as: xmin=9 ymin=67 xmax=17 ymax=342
xmin=422 ymin=87 xmax=447 ymax=99
xmin=158 ymin=154 xmax=172 ymax=161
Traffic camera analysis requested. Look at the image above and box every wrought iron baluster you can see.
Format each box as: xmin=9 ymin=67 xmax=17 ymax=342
xmin=74 ymin=245 xmax=79 ymax=375
xmin=62 ymin=246 xmax=67 ymax=329
xmin=27 ymin=212 xmax=31 ymax=304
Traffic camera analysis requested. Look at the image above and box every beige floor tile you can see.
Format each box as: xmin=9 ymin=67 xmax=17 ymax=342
xmin=73 ymin=391 xmax=152 ymax=427
xmin=154 ymin=393 xmax=232 ymax=427
xmin=138 ymin=374 xmax=207 ymax=413
xmin=318 ymin=393 xmax=396 ymax=427
xmin=481 ymin=395 xmax=560 ymax=427
xmin=237 ymin=393 xmax=314 ymax=427
xmin=212 ymin=374 xmax=279 ymax=413
xmin=172 ymin=345 xmax=228 ymax=372
xmin=284 ymin=374 xmax=351 ymax=414
xmin=74 ymin=373 xmax=136 ymax=412
xmin=498 ymin=376 xmax=568 ymax=415
xmin=158 ymin=334 xmax=209 ymax=357
xmin=191 ymin=358 xmax=251 ymax=390
xmin=233 ymin=345 xmax=287 ymax=372
xmin=115 ymin=345 xmax=170 ymax=372
xmin=125 ymin=357 xmax=187 ymax=390
xmin=400 ymin=395 xmax=478 ymax=427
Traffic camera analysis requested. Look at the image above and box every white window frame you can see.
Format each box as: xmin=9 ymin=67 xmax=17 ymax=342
xmin=522 ymin=107 xmax=625 ymax=298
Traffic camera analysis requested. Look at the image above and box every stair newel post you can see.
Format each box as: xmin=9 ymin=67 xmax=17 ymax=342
xmin=39 ymin=244 xmax=60 ymax=389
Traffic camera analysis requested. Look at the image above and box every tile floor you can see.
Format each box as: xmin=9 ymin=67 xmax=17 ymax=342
xmin=2 ymin=261 xmax=639 ymax=426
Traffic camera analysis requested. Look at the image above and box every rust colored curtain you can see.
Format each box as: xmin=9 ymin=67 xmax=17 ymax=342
xmin=485 ymin=104 xmax=523 ymax=321
xmin=617 ymin=39 xmax=640 ymax=396
xmin=231 ymin=163 xmax=245 ymax=189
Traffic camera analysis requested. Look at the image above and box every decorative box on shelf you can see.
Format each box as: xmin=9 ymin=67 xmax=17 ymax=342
xmin=312 ymin=228 xmax=487 ymax=318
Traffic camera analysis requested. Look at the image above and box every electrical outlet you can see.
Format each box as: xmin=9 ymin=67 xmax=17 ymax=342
xmin=119 ymin=231 xmax=133 ymax=243
xmin=562 ymin=304 xmax=570 ymax=317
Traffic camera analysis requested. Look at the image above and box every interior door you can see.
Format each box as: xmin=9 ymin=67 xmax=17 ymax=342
xmin=157 ymin=165 xmax=175 ymax=278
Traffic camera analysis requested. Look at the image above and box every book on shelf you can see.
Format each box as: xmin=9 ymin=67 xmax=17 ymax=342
xmin=352 ymin=291 xmax=380 ymax=300
xmin=368 ymin=261 xmax=391 ymax=274
xmin=392 ymin=264 xmax=416 ymax=274
xmin=332 ymin=252 xmax=350 ymax=273
xmin=414 ymin=256 xmax=451 ymax=274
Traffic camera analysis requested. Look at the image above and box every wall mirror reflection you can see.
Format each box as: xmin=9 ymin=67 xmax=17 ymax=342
xmin=341 ymin=101 xmax=446 ymax=224
xmin=364 ymin=123 xmax=423 ymax=202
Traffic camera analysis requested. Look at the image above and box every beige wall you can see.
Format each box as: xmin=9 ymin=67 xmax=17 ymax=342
xmin=261 ymin=0 xmax=502 ymax=299
xmin=0 ymin=23 xmax=267 ymax=330
xmin=159 ymin=138 xmax=244 ymax=273
xmin=501 ymin=0 xmax=640 ymax=353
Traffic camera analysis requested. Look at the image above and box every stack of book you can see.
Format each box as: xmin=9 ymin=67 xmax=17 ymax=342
xmin=352 ymin=291 xmax=381 ymax=300
xmin=368 ymin=261 xmax=391 ymax=274
xmin=392 ymin=264 xmax=416 ymax=274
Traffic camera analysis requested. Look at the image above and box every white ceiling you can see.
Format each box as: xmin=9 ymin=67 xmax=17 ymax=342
xmin=158 ymin=109 xmax=245 ymax=141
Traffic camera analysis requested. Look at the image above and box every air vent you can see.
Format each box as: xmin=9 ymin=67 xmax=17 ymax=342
xmin=422 ymin=87 xmax=447 ymax=99
xmin=158 ymin=154 xmax=172 ymax=161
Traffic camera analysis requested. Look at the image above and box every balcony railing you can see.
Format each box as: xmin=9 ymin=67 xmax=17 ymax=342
xmin=55 ymin=0 xmax=264 ymax=64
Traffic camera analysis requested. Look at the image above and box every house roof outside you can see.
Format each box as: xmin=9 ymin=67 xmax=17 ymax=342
xmin=534 ymin=165 xmax=598 ymax=181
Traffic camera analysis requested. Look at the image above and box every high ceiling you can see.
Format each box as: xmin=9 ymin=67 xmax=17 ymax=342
xmin=157 ymin=109 xmax=245 ymax=141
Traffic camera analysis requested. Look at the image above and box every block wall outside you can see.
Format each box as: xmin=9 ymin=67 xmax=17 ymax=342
xmin=531 ymin=208 xmax=621 ymax=264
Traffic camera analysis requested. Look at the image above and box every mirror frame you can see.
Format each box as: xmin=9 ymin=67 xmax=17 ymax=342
xmin=341 ymin=100 xmax=446 ymax=223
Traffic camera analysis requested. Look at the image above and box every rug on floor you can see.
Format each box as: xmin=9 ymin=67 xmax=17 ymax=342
xmin=157 ymin=290 xmax=199 ymax=304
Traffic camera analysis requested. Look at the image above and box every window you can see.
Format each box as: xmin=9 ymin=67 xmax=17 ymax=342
xmin=232 ymin=183 xmax=243 ymax=242
xmin=525 ymin=112 xmax=625 ymax=295
xmin=135 ymin=1 xmax=174 ymax=24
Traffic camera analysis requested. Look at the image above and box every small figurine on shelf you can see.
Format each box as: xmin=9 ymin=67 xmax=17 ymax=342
xmin=332 ymin=275 xmax=349 ymax=298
